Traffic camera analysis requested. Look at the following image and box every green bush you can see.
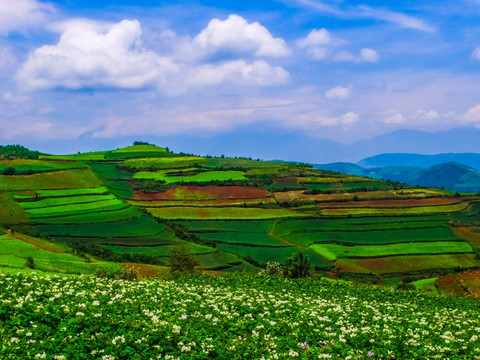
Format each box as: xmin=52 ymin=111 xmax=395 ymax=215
xmin=168 ymin=243 xmax=201 ymax=274
xmin=283 ymin=252 xmax=312 ymax=278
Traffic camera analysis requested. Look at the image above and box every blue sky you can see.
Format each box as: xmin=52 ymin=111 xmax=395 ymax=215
xmin=1 ymin=0 xmax=480 ymax=157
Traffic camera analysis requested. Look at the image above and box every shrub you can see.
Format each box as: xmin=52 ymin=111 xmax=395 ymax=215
xmin=258 ymin=261 xmax=283 ymax=276
xmin=168 ymin=243 xmax=201 ymax=274
xmin=283 ymin=252 xmax=312 ymax=278
xmin=25 ymin=256 xmax=34 ymax=269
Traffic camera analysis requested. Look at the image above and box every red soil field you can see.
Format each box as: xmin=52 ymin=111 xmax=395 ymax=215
xmin=134 ymin=186 xmax=269 ymax=201
xmin=437 ymin=269 xmax=480 ymax=298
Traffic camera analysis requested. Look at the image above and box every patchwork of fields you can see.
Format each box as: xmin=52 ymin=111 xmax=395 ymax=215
xmin=0 ymin=143 xmax=479 ymax=287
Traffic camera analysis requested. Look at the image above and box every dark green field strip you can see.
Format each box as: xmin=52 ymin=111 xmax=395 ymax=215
xmin=88 ymin=163 xmax=133 ymax=179
xmin=196 ymin=251 xmax=243 ymax=270
xmin=196 ymin=232 xmax=287 ymax=247
xmin=337 ymin=254 xmax=479 ymax=275
xmin=176 ymin=220 xmax=273 ymax=233
xmin=310 ymin=241 xmax=473 ymax=261
xmin=306 ymin=181 xmax=393 ymax=192
xmin=203 ymin=158 xmax=283 ymax=169
xmin=284 ymin=227 xmax=458 ymax=247
xmin=273 ymin=216 xmax=449 ymax=237
xmin=20 ymin=194 xmax=117 ymax=209
xmin=0 ymin=162 xmax=86 ymax=172
xmin=54 ymin=232 xmax=176 ymax=246
xmin=102 ymin=242 xmax=216 ymax=257
xmin=105 ymin=180 xmax=135 ymax=199
xmin=451 ymin=201 xmax=480 ymax=223
xmin=105 ymin=151 xmax=171 ymax=160
xmin=216 ymin=243 xmax=331 ymax=269
xmin=0 ymin=168 xmax=103 ymax=191
xmin=35 ymin=215 xmax=166 ymax=237
xmin=32 ymin=206 xmax=143 ymax=224
xmin=40 ymin=153 xmax=107 ymax=161
xmin=26 ymin=199 xmax=127 ymax=218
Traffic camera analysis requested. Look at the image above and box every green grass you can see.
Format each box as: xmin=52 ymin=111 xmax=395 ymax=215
xmin=283 ymin=227 xmax=458 ymax=246
xmin=35 ymin=215 xmax=167 ymax=237
xmin=110 ymin=144 xmax=168 ymax=153
xmin=196 ymin=232 xmax=287 ymax=246
xmin=0 ymin=168 xmax=103 ymax=190
xmin=310 ymin=241 xmax=473 ymax=261
xmin=20 ymin=194 xmax=117 ymax=209
xmin=134 ymin=170 xmax=247 ymax=183
xmin=177 ymin=220 xmax=273 ymax=233
xmin=0 ymin=193 xmax=29 ymax=225
xmin=411 ymin=278 xmax=439 ymax=295
xmin=102 ymin=242 xmax=216 ymax=258
xmin=26 ymin=198 xmax=126 ymax=218
xmin=147 ymin=206 xmax=306 ymax=220
xmin=33 ymin=206 xmax=142 ymax=224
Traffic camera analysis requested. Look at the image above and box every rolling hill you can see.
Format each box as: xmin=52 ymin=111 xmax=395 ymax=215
xmin=0 ymin=142 xmax=479 ymax=295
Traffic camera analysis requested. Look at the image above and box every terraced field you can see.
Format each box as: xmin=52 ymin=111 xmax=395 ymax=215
xmin=0 ymin=143 xmax=479 ymax=287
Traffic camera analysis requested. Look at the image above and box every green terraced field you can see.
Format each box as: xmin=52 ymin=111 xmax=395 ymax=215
xmin=134 ymin=170 xmax=247 ymax=183
xmin=147 ymin=206 xmax=306 ymax=219
xmin=310 ymin=241 xmax=473 ymax=261
xmin=282 ymin=227 xmax=458 ymax=246
xmin=196 ymin=251 xmax=243 ymax=270
xmin=34 ymin=187 xmax=109 ymax=197
xmin=0 ymin=159 xmax=86 ymax=172
xmin=123 ymin=156 xmax=206 ymax=170
xmin=177 ymin=220 xmax=273 ymax=233
xmin=88 ymin=163 xmax=133 ymax=180
xmin=20 ymin=194 xmax=117 ymax=209
xmin=337 ymin=254 xmax=479 ymax=274
xmin=35 ymin=215 xmax=167 ymax=237
xmin=196 ymin=232 xmax=286 ymax=246
xmin=320 ymin=202 xmax=469 ymax=215
xmin=203 ymin=158 xmax=285 ymax=168
xmin=40 ymin=152 xmax=107 ymax=161
xmin=26 ymin=198 xmax=126 ymax=218
xmin=306 ymin=181 xmax=393 ymax=191
xmin=33 ymin=207 xmax=142 ymax=224
xmin=0 ymin=168 xmax=102 ymax=190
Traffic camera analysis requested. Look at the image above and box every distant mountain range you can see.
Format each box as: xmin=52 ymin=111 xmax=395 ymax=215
xmin=317 ymin=154 xmax=480 ymax=193
xmin=21 ymin=126 xmax=480 ymax=164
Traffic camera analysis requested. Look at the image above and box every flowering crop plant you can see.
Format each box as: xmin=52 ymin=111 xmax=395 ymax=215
xmin=0 ymin=272 xmax=479 ymax=359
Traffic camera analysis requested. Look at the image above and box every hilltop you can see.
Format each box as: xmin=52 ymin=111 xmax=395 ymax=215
xmin=0 ymin=142 xmax=479 ymax=296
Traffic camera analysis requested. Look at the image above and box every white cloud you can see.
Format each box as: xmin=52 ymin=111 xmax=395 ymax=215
xmin=472 ymin=47 xmax=480 ymax=61
xmin=412 ymin=109 xmax=439 ymax=122
xmin=357 ymin=6 xmax=436 ymax=33
xmin=189 ymin=60 xmax=289 ymax=87
xmin=462 ymin=104 xmax=480 ymax=123
xmin=17 ymin=19 xmax=178 ymax=91
xmin=193 ymin=14 xmax=290 ymax=58
xmin=296 ymin=28 xmax=332 ymax=60
xmin=0 ymin=0 xmax=54 ymax=35
xmin=17 ymin=17 xmax=290 ymax=92
xmin=325 ymin=86 xmax=351 ymax=100
xmin=333 ymin=48 xmax=379 ymax=63
xmin=383 ymin=112 xmax=407 ymax=124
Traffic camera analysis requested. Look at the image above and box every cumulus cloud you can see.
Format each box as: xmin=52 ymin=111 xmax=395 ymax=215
xmin=193 ymin=14 xmax=290 ymax=58
xmin=297 ymin=29 xmax=378 ymax=63
xmin=412 ymin=109 xmax=439 ymax=122
xmin=0 ymin=0 xmax=54 ymax=35
xmin=333 ymin=48 xmax=379 ymax=63
xmin=383 ymin=113 xmax=407 ymax=124
xmin=325 ymin=86 xmax=351 ymax=100
xmin=296 ymin=28 xmax=332 ymax=60
xmin=17 ymin=19 xmax=178 ymax=90
xmin=462 ymin=104 xmax=480 ymax=123
xmin=17 ymin=16 xmax=290 ymax=92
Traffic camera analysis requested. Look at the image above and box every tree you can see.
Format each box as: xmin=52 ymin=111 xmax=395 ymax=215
xmin=168 ymin=243 xmax=201 ymax=274
xmin=3 ymin=167 xmax=15 ymax=175
xmin=283 ymin=252 xmax=312 ymax=278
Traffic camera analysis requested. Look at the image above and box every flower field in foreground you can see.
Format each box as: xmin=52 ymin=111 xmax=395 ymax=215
xmin=1 ymin=273 xmax=479 ymax=359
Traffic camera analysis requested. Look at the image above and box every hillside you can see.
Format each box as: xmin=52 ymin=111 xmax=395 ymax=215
xmin=359 ymin=153 xmax=480 ymax=170
xmin=317 ymin=161 xmax=480 ymax=193
xmin=0 ymin=143 xmax=479 ymax=293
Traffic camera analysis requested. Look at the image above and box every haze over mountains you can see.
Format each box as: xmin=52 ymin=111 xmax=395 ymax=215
xmin=24 ymin=127 xmax=480 ymax=165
